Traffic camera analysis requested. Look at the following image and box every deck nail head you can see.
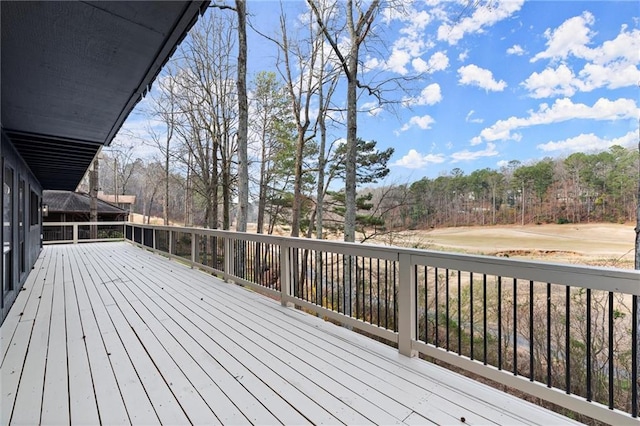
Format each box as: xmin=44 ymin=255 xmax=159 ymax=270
xmin=460 ymin=417 xmax=465 ymax=423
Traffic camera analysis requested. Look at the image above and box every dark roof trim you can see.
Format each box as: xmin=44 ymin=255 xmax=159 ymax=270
xmin=104 ymin=1 xmax=210 ymax=147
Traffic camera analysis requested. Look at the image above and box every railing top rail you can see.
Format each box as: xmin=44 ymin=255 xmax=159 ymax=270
xmin=126 ymin=222 xmax=640 ymax=295
xmin=43 ymin=221 xmax=126 ymax=226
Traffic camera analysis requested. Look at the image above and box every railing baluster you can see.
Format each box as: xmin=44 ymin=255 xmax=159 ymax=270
xmin=393 ymin=261 xmax=398 ymax=332
xmin=446 ymin=269 xmax=450 ymax=351
xmin=385 ymin=260 xmax=388 ymax=330
xmin=425 ymin=266 xmax=429 ymax=344
xmin=355 ymin=256 xmax=360 ymax=320
xmin=632 ymin=294 xmax=638 ymax=418
xmin=529 ymin=280 xmax=534 ymax=382
xmin=470 ymin=272 xmax=474 ymax=360
xmin=377 ymin=258 xmax=381 ymax=327
xmin=547 ymin=283 xmax=552 ymax=388
xmin=565 ymin=285 xmax=571 ymax=394
xmin=513 ymin=277 xmax=517 ymax=376
xmin=608 ymin=291 xmax=614 ymax=409
xmin=483 ymin=274 xmax=487 ymax=365
xmin=498 ymin=276 xmax=502 ymax=370
xmin=435 ymin=267 xmax=439 ymax=348
xmin=457 ymin=272 xmax=461 ymax=355
xmin=414 ymin=265 xmax=418 ymax=340
xmin=368 ymin=258 xmax=373 ymax=324
xmin=586 ymin=288 xmax=592 ymax=401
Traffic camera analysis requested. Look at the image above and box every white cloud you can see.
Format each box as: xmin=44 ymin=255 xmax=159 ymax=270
xmin=537 ymin=130 xmax=636 ymax=153
xmin=404 ymin=83 xmax=442 ymax=107
xmin=437 ymin=0 xmax=525 ymax=45
xmin=386 ymin=49 xmax=412 ymax=75
xmin=451 ymin=143 xmax=499 ymax=162
xmin=458 ymin=64 xmax=507 ymax=91
xmin=531 ymin=11 xmax=595 ymax=63
xmin=429 ymin=51 xmax=449 ymax=72
xmin=392 ymin=149 xmax=446 ymax=169
xmin=479 ymin=97 xmax=638 ymax=142
xmin=413 ymin=51 xmax=449 ymax=74
xmin=360 ymin=101 xmax=383 ymax=116
xmin=522 ymin=63 xmax=576 ymax=98
xmin=531 ymin=14 xmax=640 ymax=65
xmin=523 ymin=23 xmax=640 ymax=98
xmin=589 ymin=26 xmax=640 ymax=65
xmin=578 ymin=62 xmax=640 ymax=91
xmin=465 ymin=110 xmax=484 ymax=124
xmin=369 ymin=6 xmax=435 ymax=76
xmin=506 ymin=44 xmax=525 ymax=56
xmin=458 ymin=50 xmax=469 ymax=62
xmin=398 ymin=114 xmax=436 ymax=133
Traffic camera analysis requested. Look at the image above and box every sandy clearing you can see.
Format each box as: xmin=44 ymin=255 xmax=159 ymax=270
xmin=378 ymin=223 xmax=637 ymax=268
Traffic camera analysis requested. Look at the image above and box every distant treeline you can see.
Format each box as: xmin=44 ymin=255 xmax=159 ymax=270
xmin=384 ymin=145 xmax=638 ymax=229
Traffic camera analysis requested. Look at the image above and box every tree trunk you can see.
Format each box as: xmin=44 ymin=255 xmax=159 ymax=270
xmin=235 ymin=0 xmax=248 ymax=233
xmin=343 ymin=52 xmax=358 ymax=243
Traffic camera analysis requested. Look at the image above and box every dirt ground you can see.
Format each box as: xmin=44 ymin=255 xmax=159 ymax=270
xmin=379 ymin=223 xmax=636 ymax=269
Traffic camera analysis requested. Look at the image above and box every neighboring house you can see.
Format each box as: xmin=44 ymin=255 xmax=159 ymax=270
xmin=42 ymin=190 xmax=127 ymax=242
xmin=43 ymin=190 xmax=127 ymax=222
xmin=97 ymin=191 xmax=136 ymax=219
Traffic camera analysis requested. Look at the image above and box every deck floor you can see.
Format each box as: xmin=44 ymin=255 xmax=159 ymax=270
xmin=1 ymin=242 xmax=578 ymax=425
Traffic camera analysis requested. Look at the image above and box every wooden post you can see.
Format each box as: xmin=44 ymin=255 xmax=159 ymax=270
xmin=223 ymin=238 xmax=233 ymax=282
xmin=89 ymin=158 xmax=98 ymax=239
xmin=191 ymin=232 xmax=197 ymax=267
xmin=398 ymin=253 xmax=417 ymax=357
xmin=73 ymin=224 xmax=78 ymax=244
xmin=280 ymin=242 xmax=293 ymax=307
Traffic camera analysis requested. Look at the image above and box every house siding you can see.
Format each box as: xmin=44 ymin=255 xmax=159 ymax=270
xmin=1 ymin=130 xmax=43 ymax=324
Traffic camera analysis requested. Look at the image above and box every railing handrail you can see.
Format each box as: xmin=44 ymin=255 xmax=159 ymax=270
xmin=43 ymin=221 xmax=126 ymax=227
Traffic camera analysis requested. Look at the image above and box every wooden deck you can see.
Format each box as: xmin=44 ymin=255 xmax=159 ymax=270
xmin=1 ymin=242 xmax=579 ymax=425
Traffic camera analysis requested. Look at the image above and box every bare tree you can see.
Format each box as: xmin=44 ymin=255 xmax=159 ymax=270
xmin=307 ymin=0 xmax=381 ymax=242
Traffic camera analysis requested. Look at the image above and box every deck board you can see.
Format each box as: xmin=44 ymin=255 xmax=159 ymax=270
xmin=0 ymin=242 xmax=581 ymax=425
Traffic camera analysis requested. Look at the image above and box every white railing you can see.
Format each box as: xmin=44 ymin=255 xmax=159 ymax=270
xmin=65 ymin=221 xmax=640 ymax=423
xmin=42 ymin=221 xmax=125 ymax=244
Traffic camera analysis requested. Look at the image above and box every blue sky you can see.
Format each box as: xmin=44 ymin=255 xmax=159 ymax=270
xmin=119 ymin=0 xmax=639 ymax=183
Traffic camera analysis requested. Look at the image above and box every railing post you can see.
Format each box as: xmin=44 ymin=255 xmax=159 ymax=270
xmin=152 ymin=228 xmax=156 ymax=250
xmin=141 ymin=225 xmax=145 ymax=247
xmin=398 ymin=253 xmax=417 ymax=357
xmin=73 ymin=224 xmax=78 ymax=244
xmin=191 ymin=232 xmax=197 ymax=267
xmin=168 ymin=230 xmax=173 ymax=255
xmin=223 ymin=237 xmax=233 ymax=282
xmin=280 ymin=242 xmax=293 ymax=307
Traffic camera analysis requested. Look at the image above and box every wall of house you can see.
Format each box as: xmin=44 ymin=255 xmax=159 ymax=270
xmin=1 ymin=131 xmax=43 ymax=324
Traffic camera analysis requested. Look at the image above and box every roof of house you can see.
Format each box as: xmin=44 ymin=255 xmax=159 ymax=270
xmin=98 ymin=193 xmax=136 ymax=205
xmin=44 ymin=190 xmax=126 ymax=215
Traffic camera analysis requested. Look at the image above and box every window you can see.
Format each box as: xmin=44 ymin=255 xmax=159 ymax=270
xmin=30 ymin=190 xmax=39 ymax=226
